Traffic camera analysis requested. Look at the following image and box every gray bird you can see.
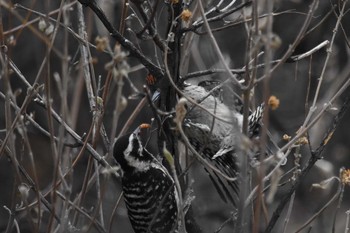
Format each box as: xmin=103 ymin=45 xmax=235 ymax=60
xmin=180 ymin=83 xmax=264 ymax=205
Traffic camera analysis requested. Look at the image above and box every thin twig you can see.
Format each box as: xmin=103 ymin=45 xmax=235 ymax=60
xmin=282 ymin=191 xmax=295 ymax=233
xmin=197 ymin=0 xmax=242 ymax=88
xmin=55 ymin=190 xmax=106 ymax=233
xmin=108 ymin=191 xmax=124 ymax=233
xmin=264 ymin=94 xmax=350 ymax=233
xmin=77 ymin=0 xmax=164 ymax=79
xmin=294 ymin=178 xmax=341 ymax=233
xmin=256 ymin=0 xmax=319 ymax=83
xmin=185 ymin=1 xmax=252 ymax=33
xmin=309 ymin=0 xmax=348 ymax=111
xmin=345 ymin=210 xmax=350 ymax=233
xmin=182 ymin=40 xmax=329 ymax=81
xmin=0 ymin=85 xmax=40 ymax=162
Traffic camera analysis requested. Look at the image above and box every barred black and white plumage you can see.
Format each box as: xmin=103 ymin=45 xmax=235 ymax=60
xmin=181 ymin=83 xmax=264 ymax=205
xmin=248 ymin=103 xmax=264 ymax=139
xmin=113 ymin=125 xmax=179 ymax=233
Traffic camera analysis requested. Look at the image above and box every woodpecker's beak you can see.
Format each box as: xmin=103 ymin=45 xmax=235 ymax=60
xmin=140 ymin=123 xmax=151 ymax=129
xmin=132 ymin=123 xmax=151 ymax=136
xmin=129 ymin=123 xmax=151 ymax=148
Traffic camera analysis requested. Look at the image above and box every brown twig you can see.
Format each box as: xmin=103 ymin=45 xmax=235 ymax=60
xmin=264 ymin=94 xmax=350 ymax=233
xmin=256 ymin=0 xmax=319 ymax=83
xmin=77 ymin=0 xmax=164 ymax=79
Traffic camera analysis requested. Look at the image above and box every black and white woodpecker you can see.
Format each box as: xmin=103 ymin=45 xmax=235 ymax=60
xmin=113 ymin=82 xmax=265 ymax=231
xmin=179 ymin=83 xmax=264 ymax=205
xmin=113 ymin=124 xmax=180 ymax=233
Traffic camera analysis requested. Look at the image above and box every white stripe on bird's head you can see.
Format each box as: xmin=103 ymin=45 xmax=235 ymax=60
xmin=122 ymin=124 xmax=153 ymax=172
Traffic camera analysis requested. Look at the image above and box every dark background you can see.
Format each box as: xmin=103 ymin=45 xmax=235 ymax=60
xmin=0 ymin=0 xmax=350 ymax=232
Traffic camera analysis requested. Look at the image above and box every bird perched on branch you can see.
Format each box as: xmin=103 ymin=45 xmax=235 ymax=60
xmin=115 ymin=78 xmax=265 ymax=232
xmin=179 ymin=83 xmax=264 ymax=205
xmin=113 ymin=124 xmax=179 ymax=233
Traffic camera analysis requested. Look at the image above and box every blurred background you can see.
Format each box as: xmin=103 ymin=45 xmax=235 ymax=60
xmin=0 ymin=0 xmax=350 ymax=232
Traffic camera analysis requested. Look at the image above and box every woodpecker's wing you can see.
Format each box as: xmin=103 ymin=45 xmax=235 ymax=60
xmin=181 ymin=84 xmax=270 ymax=206
xmin=183 ymin=118 xmax=241 ymax=206
xmin=180 ymin=84 xmax=245 ymax=205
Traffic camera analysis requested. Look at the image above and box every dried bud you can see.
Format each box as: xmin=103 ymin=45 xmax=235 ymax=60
xmin=296 ymin=136 xmax=309 ymax=145
xmin=268 ymin=95 xmax=280 ymax=110
xmin=45 ymin=23 xmax=54 ymax=36
xmin=146 ymin=74 xmax=156 ymax=86
xmin=95 ymin=36 xmax=109 ymax=52
xmin=18 ymin=183 xmax=30 ymax=200
xmin=38 ymin=18 xmax=47 ymax=31
xmin=117 ymin=96 xmax=128 ymax=112
xmin=140 ymin=123 xmax=151 ymax=129
xmin=181 ymin=9 xmax=192 ymax=22
xmin=341 ymin=169 xmax=350 ymax=186
xmin=283 ymin=134 xmax=291 ymax=141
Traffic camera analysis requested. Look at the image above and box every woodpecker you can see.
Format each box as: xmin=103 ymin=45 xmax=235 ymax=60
xmin=180 ymin=83 xmax=264 ymax=205
xmin=113 ymin=124 xmax=179 ymax=233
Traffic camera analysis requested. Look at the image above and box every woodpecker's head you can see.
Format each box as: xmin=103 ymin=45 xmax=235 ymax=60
xmin=113 ymin=124 xmax=154 ymax=174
